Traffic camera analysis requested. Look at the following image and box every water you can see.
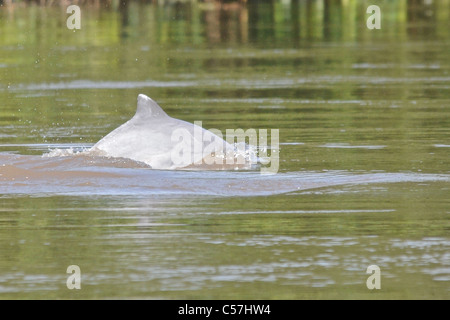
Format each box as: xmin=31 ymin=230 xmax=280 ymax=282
xmin=0 ymin=1 xmax=449 ymax=299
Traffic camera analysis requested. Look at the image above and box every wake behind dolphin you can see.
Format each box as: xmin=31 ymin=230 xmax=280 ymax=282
xmin=89 ymin=94 xmax=253 ymax=170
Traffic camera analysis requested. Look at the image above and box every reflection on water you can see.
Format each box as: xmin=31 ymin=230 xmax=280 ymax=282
xmin=0 ymin=0 xmax=449 ymax=299
xmin=1 ymin=0 xmax=448 ymax=45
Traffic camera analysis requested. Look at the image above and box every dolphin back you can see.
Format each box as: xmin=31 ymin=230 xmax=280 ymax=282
xmin=90 ymin=94 xmax=253 ymax=170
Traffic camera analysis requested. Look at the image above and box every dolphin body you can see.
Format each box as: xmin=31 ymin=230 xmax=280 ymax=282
xmin=91 ymin=94 xmax=237 ymax=170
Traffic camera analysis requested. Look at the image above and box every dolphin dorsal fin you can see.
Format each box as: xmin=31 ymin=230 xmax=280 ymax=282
xmin=134 ymin=94 xmax=168 ymax=119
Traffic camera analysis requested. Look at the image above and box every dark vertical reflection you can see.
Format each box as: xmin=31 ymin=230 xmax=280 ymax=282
xmin=407 ymin=0 xmax=437 ymax=39
xmin=324 ymin=0 xmax=343 ymax=41
xmin=323 ymin=0 xmax=332 ymax=40
xmin=219 ymin=6 xmax=231 ymax=42
xmin=247 ymin=0 xmax=259 ymax=43
xmin=262 ymin=0 xmax=275 ymax=43
xmin=119 ymin=0 xmax=130 ymax=39
xmin=305 ymin=0 xmax=314 ymax=40
xmin=291 ymin=0 xmax=300 ymax=47
xmin=247 ymin=0 xmax=275 ymax=45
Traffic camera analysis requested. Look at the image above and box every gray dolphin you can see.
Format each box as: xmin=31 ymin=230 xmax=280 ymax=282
xmin=91 ymin=94 xmax=237 ymax=169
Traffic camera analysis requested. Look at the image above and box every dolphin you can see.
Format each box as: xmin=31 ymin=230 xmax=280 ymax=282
xmin=90 ymin=94 xmax=238 ymax=170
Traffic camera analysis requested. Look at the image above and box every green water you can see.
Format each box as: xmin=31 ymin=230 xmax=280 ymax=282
xmin=0 ymin=1 xmax=449 ymax=299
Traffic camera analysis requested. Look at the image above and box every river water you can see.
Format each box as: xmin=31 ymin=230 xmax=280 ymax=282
xmin=0 ymin=1 xmax=449 ymax=299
